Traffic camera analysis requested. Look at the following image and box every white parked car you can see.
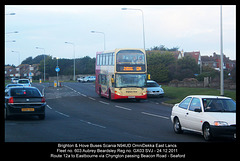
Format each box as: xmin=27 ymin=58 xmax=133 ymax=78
xmin=147 ymin=80 xmax=164 ymax=97
xmin=84 ymin=76 xmax=96 ymax=82
xmin=77 ymin=77 xmax=85 ymax=83
xmin=17 ymin=79 xmax=31 ymax=87
xmin=171 ymin=95 xmax=236 ymax=141
xmin=11 ymin=78 xmax=19 ymax=84
xmin=78 ymin=76 xmax=96 ymax=83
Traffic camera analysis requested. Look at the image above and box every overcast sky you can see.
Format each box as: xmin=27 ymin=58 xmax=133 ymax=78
xmin=5 ymin=5 xmax=236 ymax=66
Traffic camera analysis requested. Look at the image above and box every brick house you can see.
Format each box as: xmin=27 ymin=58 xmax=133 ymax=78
xmin=5 ymin=64 xmax=41 ymax=79
xmin=201 ymin=52 xmax=235 ymax=71
xmin=184 ymin=51 xmax=201 ymax=65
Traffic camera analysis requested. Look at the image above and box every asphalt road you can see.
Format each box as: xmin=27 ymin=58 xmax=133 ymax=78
xmin=5 ymin=82 xmax=216 ymax=142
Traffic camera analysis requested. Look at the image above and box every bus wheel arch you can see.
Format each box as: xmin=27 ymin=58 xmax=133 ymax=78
xmin=99 ymin=88 xmax=103 ymax=97
xmin=108 ymin=89 xmax=112 ymax=100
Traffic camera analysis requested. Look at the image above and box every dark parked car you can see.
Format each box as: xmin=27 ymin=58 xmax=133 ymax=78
xmin=5 ymin=87 xmax=46 ymax=120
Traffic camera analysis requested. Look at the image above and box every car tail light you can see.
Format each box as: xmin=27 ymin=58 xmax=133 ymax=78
xmin=9 ymin=97 xmax=14 ymax=104
xmin=41 ymin=97 xmax=46 ymax=103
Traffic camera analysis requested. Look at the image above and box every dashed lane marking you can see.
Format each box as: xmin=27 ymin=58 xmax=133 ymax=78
xmin=141 ymin=112 xmax=169 ymax=120
xmin=55 ymin=111 xmax=70 ymax=118
xmin=88 ymin=97 xmax=96 ymax=101
xmin=79 ymin=119 xmax=106 ymax=129
xmin=46 ymin=105 xmax=52 ymax=109
xmin=99 ymin=101 xmax=109 ymax=105
xmin=115 ymin=105 xmax=132 ymax=111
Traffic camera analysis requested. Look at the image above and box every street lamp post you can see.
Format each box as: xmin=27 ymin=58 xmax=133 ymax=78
xmin=5 ymin=40 xmax=16 ymax=43
xmin=56 ymin=57 xmax=59 ymax=87
xmin=11 ymin=50 xmax=20 ymax=78
xmin=5 ymin=13 xmax=16 ymax=15
xmin=121 ymin=8 xmax=146 ymax=50
xmin=36 ymin=47 xmax=46 ymax=81
xmin=220 ymin=5 xmax=224 ymax=96
xmin=5 ymin=31 xmax=19 ymax=34
xmin=65 ymin=42 xmax=76 ymax=81
xmin=91 ymin=31 xmax=106 ymax=50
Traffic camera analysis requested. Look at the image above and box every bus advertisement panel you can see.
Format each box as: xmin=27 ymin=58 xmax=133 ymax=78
xmin=95 ymin=48 xmax=147 ymax=101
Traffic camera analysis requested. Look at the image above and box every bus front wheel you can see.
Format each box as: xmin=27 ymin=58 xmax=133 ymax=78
xmin=108 ymin=90 xmax=112 ymax=100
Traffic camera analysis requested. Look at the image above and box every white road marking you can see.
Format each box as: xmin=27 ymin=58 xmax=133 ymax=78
xmin=81 ymin=94 xmax=87 ymax=97
xmin=141 ymin=112 xmax=169 ymax=120
xmin=115 ymin=105 xmax=132 ymax=111
xmin=65 ymin=85 xmax=73 ymax=90
xmin=79 ymin=120 xmax=106 ymax=129
xmin=42 ymin=87 xmax=45 ymax=96
xmin=88 ymin=97 xmax=96 ymax=101
xmin=99 ymin=101 xmax=109 ymax=105
xmin=46 ymin=105 xmax=52 ymax=109
xmin=87 ymin=122 xmax=106 ymax=129
xmin=55 ymin=111 xmax=70 ymax=118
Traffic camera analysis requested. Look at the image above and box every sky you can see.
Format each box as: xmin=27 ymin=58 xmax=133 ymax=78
xmin=5 ymin=5 xmax=236 ymax=66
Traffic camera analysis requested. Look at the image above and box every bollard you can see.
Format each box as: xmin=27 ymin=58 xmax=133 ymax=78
xmin=54 ymin=80 xmax=57 ymax=87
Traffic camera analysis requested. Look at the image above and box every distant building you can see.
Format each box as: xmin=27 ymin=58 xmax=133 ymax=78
xmin=184 ymin=51 xmax=201 ymax=65
xmin=5 ymin=64 xmax=41 ymax=79
xmin=146 ymin=49 xmax=235 ymax=72
xmin=201 ymin=52 xmax=235 ymax=71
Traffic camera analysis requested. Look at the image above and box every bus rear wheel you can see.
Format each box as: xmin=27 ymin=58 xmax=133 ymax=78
xmin=99 ymin=88 xmax=103 ymax=98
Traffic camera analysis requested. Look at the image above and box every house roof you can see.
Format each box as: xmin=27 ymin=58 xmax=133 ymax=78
xmin=184 ymin=51 xmax=200 ymax=63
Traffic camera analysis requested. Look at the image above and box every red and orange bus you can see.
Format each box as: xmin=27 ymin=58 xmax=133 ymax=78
xmin=95 ymin=48 xmax=147 ymax=101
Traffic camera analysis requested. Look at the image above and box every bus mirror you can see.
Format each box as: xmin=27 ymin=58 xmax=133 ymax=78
xmin=111 ymin=78 xmax=114 ymax=83
xmin=148 ymin=74 xmax=151 ymax=80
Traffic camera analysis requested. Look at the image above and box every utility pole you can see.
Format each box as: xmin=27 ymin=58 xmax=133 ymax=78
xmin=220 ymin=5 xmax=224 ymax=96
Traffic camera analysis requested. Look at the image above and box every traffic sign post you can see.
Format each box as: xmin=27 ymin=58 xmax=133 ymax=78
xmin=55 ymin=66 xmax=60 ymax=87
xmin=55 ymin=67 xmax=60 ymax=72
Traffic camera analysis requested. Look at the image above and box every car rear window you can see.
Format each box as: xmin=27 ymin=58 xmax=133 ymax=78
xmin=18 ymin=80 xmax=29 ymax=83
xmin=147 ymin=82 xmax=159 ymax=87
xmin=10 ymin=88 xmax=41 ymax=97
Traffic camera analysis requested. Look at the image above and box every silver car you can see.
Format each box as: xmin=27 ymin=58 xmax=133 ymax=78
xmin=17 ymin=79 xmax=31 ymax=87
xmin=147 ymin=80 xmax=164 ymax=97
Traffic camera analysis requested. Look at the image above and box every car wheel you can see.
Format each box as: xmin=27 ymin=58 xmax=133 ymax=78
xmin=5 ymin=108 xmax=9 ymax=120
xmin=203 ymin=124 xmax=212 ymax=141
xmin=173 ymin=117 xmax=183 ymax=134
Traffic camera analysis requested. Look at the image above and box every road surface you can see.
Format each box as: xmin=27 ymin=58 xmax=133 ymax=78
xmin=5 ymin=82 xmax=218 ymax=142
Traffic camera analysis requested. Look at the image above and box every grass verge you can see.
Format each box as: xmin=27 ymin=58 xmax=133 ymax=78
xmin=162 ymin=85 xmax=236 ymax=104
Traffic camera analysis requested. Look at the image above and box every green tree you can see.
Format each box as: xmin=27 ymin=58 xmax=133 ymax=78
xmin=147 ymin=51 xmax=176 ymax=82
xmin=21 ymin=56 xmax=33 ymax=64
xmin=174 ymin=56 xmax=199 ymax=80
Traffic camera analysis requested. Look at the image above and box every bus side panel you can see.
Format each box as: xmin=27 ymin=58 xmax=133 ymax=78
xmin=95 ymin=61 xmax=101 ymax=95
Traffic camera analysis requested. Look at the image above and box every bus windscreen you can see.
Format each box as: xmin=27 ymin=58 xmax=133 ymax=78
xmin=116 ymin=50 xmax=145 ymax=65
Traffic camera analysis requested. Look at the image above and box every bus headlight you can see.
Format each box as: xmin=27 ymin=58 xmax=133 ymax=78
xmin=115 ymin=91 xmax=121 ymax=96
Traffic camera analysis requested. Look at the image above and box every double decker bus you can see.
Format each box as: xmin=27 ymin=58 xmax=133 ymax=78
xmin=95 ymin=48 xmax=147 ymax=100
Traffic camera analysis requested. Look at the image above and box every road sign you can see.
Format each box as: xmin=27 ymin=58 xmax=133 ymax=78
xmin=55 ymin=67 xmax=60 ymax=72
